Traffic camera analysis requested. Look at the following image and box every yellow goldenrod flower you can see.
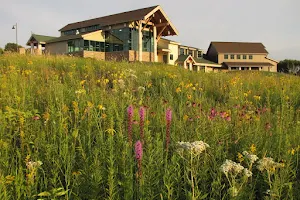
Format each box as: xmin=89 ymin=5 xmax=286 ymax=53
xmin=183 ymin=115 xmax=189 ymax=121
xmin=237 ymin=152 xmax=244 ymax=163
xmin=98 ymin=104 xmax=106 ymax=110
xmin=253 ymin=95 xmax=261 ymax=101
xmin=176 ymin=87 xmax=181 ymax=93
xmin=80 ymin=80 xmax=86 ymax=86
xmin=250 ymin=144 xmax=256 ymax=153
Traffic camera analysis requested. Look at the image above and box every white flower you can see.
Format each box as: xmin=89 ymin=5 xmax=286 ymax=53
xmin=177 ymin=141 xmax=209 ymax=155
xmin=26 ymin=161 xmax=43 ymax=171
xmin=243 ymin=168 xmax=252 ymax=177
xmin=118 ymin=79 xmax=125 ymax=89
xmin=257 ymin=157 xmax=284 ymax=172
xmin=220 ymin=159 xmax=244 ymax=175
xmin=242 ymin=151 xmax=259 ymax=164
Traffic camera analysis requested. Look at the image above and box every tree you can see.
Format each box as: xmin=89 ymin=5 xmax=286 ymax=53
xmin=4 ymin=43 xmax=22 ymax=52
xmin=278 ymin=59 xmax=300 ymax=75
xmin=0 ymin=47 xmax=3 ymax=55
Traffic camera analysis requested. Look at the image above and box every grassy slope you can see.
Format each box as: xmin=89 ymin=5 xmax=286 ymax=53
xmin=0 ymin=54 xmax=299 ymax=199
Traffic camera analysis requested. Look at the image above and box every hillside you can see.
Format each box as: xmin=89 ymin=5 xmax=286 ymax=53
xmin=0 ymin=54 xmax=299 ymax=199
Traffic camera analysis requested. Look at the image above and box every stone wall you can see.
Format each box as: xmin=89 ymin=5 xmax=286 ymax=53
xmin=83 ymin=51 xmax=105 ymax=60
xmin=128 ymin=50 xmax=154 ymax=62
xmin=105 ymin=51 xmax=129 ymax=61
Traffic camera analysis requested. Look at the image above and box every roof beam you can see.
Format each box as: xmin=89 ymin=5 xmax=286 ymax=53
xmin=156 ymin=25 xmax=168 ymax=40
xmin=141 ymin=16 xmax=153 ymax=32
xmin=155 ymin=22 xmax=169 ymax=28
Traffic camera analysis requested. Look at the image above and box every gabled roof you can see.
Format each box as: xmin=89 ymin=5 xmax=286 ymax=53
xmin=59 ymin=5 xmax=178 ymax=36
xmin=26 ymin=34 xmax=57 ymax=45
xmin=209 ymin=42 xmax=268 ymax=54
xmin=176 ymin=55 xmax=221 ymax=67
xmin=46 ymin=34 xmax=84 ymax=44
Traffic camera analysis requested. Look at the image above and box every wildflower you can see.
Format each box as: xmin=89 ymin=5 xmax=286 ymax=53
xmin=250 ymin=144 xmax=256 ymax=153
xmin=244 ymin=168 xmax=252 ymax=177
xmin=257 ymin=157 xmax=284 ymax=173
xmin=98 ymin=104 xmax=106 ymax=110
xmin=80 ymin=80 xmax=86 ymax=86
xmin=176 ymin=87 xmax=181 ymax=93
xmin=183 ymin=115 xmax=189 ymax=121
xmin=220 ymin=159 xmax=244 ymax=175
xmin=237 ymin=152 xmax=244 ymax=163
xmin=32 ymin=115 xmax=40 ymax=120
xmin=135 ymin=140 xmax=143 ymax=178
xmin=177 ymin=141 xmax=209 ymax=155
xmin=242 ymin=151 xmax=259 ymax=164
xmin=187 ymin=94 xmax=192 ymax=100
xmin=165 ymin=108 xmax=172 ymax=152
xmin=127 ymin=105 xmax=134 ymax=145
xmin=253 ymin=95 xmax=261 ymax=101
xmin=118 ymin=79 xmax=125 ymax=89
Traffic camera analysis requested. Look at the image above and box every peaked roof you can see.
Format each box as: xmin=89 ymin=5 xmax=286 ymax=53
xmin=209 ymin=42 xmax=268 ymax=54
xmin=60 ymin=5 xmax=158 ymax=31
xmin=26 ymin=34 xmax=57 ymax=45
xmin=176 ymin=55 xmax=221 ymax=66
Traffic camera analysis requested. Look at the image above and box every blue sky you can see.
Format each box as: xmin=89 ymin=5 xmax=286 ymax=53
xmin=1 ymin=0 xmax=299 ymax=60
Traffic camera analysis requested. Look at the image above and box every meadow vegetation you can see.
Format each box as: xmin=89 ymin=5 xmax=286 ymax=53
xmin=0 ymin=54 xmax=299 ymax=199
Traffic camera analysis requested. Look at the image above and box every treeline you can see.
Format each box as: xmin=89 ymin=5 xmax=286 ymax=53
xmin=278 ymin=59 xmax=300 ymax=74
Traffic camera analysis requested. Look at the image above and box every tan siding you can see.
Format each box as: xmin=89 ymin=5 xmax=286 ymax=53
xmin=219 ymin=53 xmax=268 ymax=64
xmin=83 ymin=31 xmax=105 ymax=42
xmin=46 ymin=42 xmax=68 ymax=54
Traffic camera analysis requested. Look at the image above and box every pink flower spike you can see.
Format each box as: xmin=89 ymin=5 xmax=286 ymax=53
xmin=127 ymin=105 xmax=134 ymax=117
xmin=139 ymin=107 xmax=145 ymax=121
xmin=166 ymin=108 xmax=172 ymax=122
xmin=135 ymin=140 xmax=143 ymax=160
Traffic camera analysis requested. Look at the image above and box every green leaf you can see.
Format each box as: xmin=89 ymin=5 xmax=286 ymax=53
xmin=55 ymin=190 xmax=69 ymax=197
xmin=37 ymin=191 xmax=51 ymax=197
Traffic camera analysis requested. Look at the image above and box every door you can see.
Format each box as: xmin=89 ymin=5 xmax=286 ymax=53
xmin=163 ymin=55 xmax=168 ymax=64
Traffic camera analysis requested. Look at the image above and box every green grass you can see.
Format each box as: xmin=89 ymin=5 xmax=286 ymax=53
xmin=0 ymin=54 xmax=299 ymax=199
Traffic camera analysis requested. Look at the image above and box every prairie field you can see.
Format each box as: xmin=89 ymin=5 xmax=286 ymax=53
xmin=0 ymin=54 xmax=299 ymax=200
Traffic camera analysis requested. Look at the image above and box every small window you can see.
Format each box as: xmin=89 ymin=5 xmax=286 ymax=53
xmin=230 ymin=55 xmax=235 ymax=59
xmin=237 ymin=55 xmax=241 ymax=59
xmin=170 ymin=54 xmax=173 ymax=60
xmin=197 ymin=51 xmax=202 ymax=58
xmin=249 ymin=55 xmax=253 ymax=59
xmin=224 ymin=54 xmax=229 ymax=59
xmin=243 ymin=55 xmax=247 ymax=59
xmin=180 ymin=48 xmax=185 ymax=55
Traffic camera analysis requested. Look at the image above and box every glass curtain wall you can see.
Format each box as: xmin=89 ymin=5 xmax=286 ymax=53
xmin=67 ymin=27 xmax=155 ymax=53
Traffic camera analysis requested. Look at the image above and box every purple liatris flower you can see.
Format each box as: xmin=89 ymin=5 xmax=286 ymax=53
xmin=139 ymin=107 xmax=145 ymax=121
xmin=166 ymin=108 xmax=172 ymax=122
xmin=139 ymin=107 xmax=145 ymax=143
xmin=127 ymin=105 xmax=134 ymax=144
xmin=135 ymin=140 xmax=143 ymax=178
xmin=166 ymin=108 xmax=172 ymax=152
xmin=135 ymin=140 xmax=143 ymax=160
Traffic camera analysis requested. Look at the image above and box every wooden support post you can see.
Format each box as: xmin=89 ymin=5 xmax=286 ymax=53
xmin=153 ymin=26 xmax=157 ymax=62
xmin=138 ymin=21 xmax=143 ymax=61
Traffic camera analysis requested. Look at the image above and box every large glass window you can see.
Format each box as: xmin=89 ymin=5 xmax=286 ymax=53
xmin=237 ymin=55 xmax=241 ymax=59
xmin=249 ymin=55 xmax=253 ymax=59
xmin=180 ymin=48 xmax=185 ymax=55
xmin=230 ymin=55 xmax=235 ymax=59
xmin=243 ymin=55 xmax=247 ymax=59
xmin=67 ymin=39 xmax=83 ymax=53
xmin=83 ymin=40 xmax=105 ymax=52
xmin=224 ymin=54 xmax=229 ymax=59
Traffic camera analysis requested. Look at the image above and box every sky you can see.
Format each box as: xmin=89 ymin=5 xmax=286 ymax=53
xmin=0 ymin=0 xmax=299 ymax=60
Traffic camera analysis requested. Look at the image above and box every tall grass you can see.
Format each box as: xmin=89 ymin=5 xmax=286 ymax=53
xmin=0 ymin=54 xmax=299 ymax=199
